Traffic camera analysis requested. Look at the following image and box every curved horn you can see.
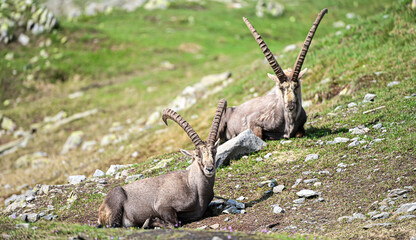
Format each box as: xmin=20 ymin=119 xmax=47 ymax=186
xmin=162 ymin=109 xmax=203 ymax=147
xmin=207 ymin=99 xmax=227 ymax=145
xmin=243 ymin=17 xmax=288 ymax=83
xmin=290 ymin=8 xmax=328 ymax=82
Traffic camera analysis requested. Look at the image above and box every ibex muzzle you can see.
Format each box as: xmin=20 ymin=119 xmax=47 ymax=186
xmin=218 ymin=9 xmax=328 ymax=141
xmin=98 ymin=99 xmax=227 ymax=228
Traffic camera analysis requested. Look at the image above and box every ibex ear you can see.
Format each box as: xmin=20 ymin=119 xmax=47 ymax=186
xmin=267 ymin=73 xmax=280 ymax=83
xmin=180 ymin=149 xmax=192 ymax=157
xmin=298 ymin=68 xmax=308 ymax=79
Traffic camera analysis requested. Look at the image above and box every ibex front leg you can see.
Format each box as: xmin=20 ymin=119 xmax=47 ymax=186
xmin=156 ymin=206 xmax=178 ymax=228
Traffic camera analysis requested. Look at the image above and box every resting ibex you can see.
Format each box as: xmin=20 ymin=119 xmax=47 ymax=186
xmin=98 ymin=99 xmax=227 ymax=228
xmin=219 ymin=9 xmax=328 ymax=141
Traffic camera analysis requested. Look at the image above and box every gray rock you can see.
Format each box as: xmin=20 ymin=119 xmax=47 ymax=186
xmin=314 ymin=182 xmax=322 ymax=187
xmin=293 ymin=198 xmax=305 ymax=204
xmin=42 ymin=214 xmax=58 ymax=221
xmin=1 ymin=117 xmax=16 ymax=132
xmin=371 ymin=212 xmax=391 ymax=220
xmin=258 ymin=179 xmax=277 ymax=188
xmin=348 ymin=140 xmax=360 ymax=148
xmin=363 ymin=93 xmax=376 ymax=103
xmin=318 ymin=170 xmax=330 ymax=175
xmin=106 ymin=164 xmax=128 ymax=175
xmin=353 ymin=213 xmax=366 ymax=220
xmin=61 ymin=131 xmax=84 ymax=154
xmin=292 ymin=178 xmax=302 ymax=189
xmin=26 ymin=213 xmax=39 ymax=223
xmin=16 ymin=223 xmax=30 ymax=229
xmin=296 ymin=189 xmax=318 ymax=198
xmin=387 ymin=81 xmax=400 ymax=87
xmin=100 ymin=134 xmax=117 ymax=146
xmin=125 ymin=174 xmax=145 ymax=184
xmin=216 ymin=129 xmax=266 ymax=168
xmin=273 ymin=185 xmax=285 ymax=193
xmin=395 ymin=202 xmax=416 ymax=213
xmin=397 ymin=215 xmax=415 ymax=221
xmin=349 ymin=126 xmax=370 ymax=135
xmin=256 ymin=0 xmax=285 ymax=18
xmin=144 ymin=0 xmax=170 ymax=10
xmin=333 ymin=21 xmax=345 ymax=28
xmin=18 ymin=34 xmax=30 ymax=46
xmin=388 ymin=189 xmax=409 ymax=197
xmin=93 ymin=169 xmax=105 ymax=178
xmin=363 ymin=222 xmax=393 ymax=229
xmin=271 ymin=204 xmax=285 ymax=214
xmin=368 ymin=211 xmax=380 ymax=217
xmin=304 ymin=178 xmax=318 ymax=184
xmin=305 ymin=154 xmax=319 ymax=162
xmin=81 ymin=140 xmax=97 ymax=151
xmin=347 ymin=102 xmax=357 ymax=108
xmin=334 ymin=137 xmax=350 ymax=143
xmin=68 ymin=175 xmax=86 ymax=184
xmin=222 ymin=206 xmax=242 ymax=214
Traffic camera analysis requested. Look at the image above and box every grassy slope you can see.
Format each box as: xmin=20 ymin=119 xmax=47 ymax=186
xmin=1 ymin=0 xmax=415 ymax=239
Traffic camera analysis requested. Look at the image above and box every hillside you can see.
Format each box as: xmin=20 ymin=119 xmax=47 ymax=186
xmin=1 ymin=0 xmax=415 ymax=239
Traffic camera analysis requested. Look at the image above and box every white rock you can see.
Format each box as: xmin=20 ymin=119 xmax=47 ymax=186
xmin=61 ymin=131 xmax=84 ymax=154
xmin=387 ymin=81 xmax=400 ymax=87
xmin=305 ymin=154 xmax=319 ymax=162
xmin=106 ymin=164 xmax=128 ymax=175
xmin=363 ymin=93 xmax=376 ymax=103
xmin=18 ymin=34 xmax=30 ymax=46
xmin=68 ymin=175 xmax=86 ymax=184
xmin=347 ymin=102 xmax=357 ymax=108
xmin=296 ymin=189 xmax=318 ymax=198
xmin=273 ymin=185 xmax=285 ymax=193
xmin=349 ymin=126 xmax=370 ymax=135
xmin=271 ymin=204 xmax=285 ymax=214
xmin=93 ymin=169 xmax=105 ymax=177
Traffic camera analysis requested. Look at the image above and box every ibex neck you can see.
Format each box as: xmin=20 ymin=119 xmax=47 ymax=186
xmin=187 ymin=161 xmax=215 ymax=194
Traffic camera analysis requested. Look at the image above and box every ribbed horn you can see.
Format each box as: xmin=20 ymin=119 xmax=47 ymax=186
xmin=290 ymin=8 xmax=328 ymax=82
xmin=207 ymin=99 xmax=227 ymax=145
xmin=162 ymin=109 xmax=203 ymax=147
xmin=243 ymin=17 xmax=288 ymax=83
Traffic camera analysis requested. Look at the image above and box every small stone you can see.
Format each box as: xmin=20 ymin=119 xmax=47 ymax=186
xmin=18 ymin=34 xmax=30 ymax=46
xmin=388 ymin=189 xmax=409 ymax=197
xmin=337 ymin=216 xmax=354 ymax=222
xmin=337 ymin=163 xmax=347 ymax=168
xmin=93 ymin=169 xmax=105 ymax=178
xmin=5 ymin=53 xmax=14 ymax=61
xmin=371 ymin=212 xmax=391 ymax=220
xmin=236 ymin=196 xmax=245 ymax=201
xmin=61 ymin=131 xmax=84 ymax=154
xmin=292 ymin=179 xmax=302 ymax=189
xmin=222 ymin=206 xmax=241 ymax=214
xmin=26 ymin=195 xmax=35 ymax=202
xmin=313 ymin=182 xmax=322 ymax=187
xmin=296 ymin=189 xmax=318 ymax=198
xmin=273 ymin=185 xmax=285 ymax=193
xmin=363 ymin=222 xmax=393 ymax=229
xmin=16 ymin=223 xmax=30 ymax=229
xmin=106 ymin=165 xmax=128 ymax=175
xmin=26 ymin=213 xmax=39 ymax=223
xmin=68 ymin=175 xmax=86 ymax=184
xmin=318 ymin=170 xmax=330 ymax=175
xmin=397 ymin=215 xmax=415 ymax=221
xmin=224 ymin=217 xmax=230 ymax=222
xmin=304 ymin=178 xmax=318 ymax=184
xmin=349 ymin=126 xmax=370 ymax=135
xmin=125 ymin=174 xmax=145 ymax=184
xmin=363 ymin=93 xmax=376 ymax=103
xmin=210 ymin=223 xmax=220 ymax=229
xmin=293 ymin=198 xmax=305 ymax=204
xmin=264 ymin=153 xmax=272 ymax=159
xmin=271 ymin=204 xmax=285 ymax=214
xmin=347 ymin=102 xmax=357 ymax=108
xmin=258 ymin=179 xmax=277 ymax=188
xmin=317 ymin=197 xmax=325 ymax=202
xmin=395 ymin=202 xmax=416 ymax=213
xmin=348 ymin=140 xmax=360 ymax=148
xmin=387 ymin=81 xmax=400 ymax=87
xmin=353 ymin=213 xmax=366 ymax=220
xmin=373 ymin=123 xmax=383 ymax=130
xmin=305 ymin=154 xmax=319 ymax=162
xmin=81 ymin=141 xmax=97 ymax=151
xmin=334 ymin=137 xmax=349 ymax=143
xmin=280 ymin=140 xmax=292 ymax=145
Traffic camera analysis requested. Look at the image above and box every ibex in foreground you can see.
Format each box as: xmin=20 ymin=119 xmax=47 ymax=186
xmin=219 ymin=9 xmax=328 ymax=141
xmin=98 ymin=99 xmax=227 ymax=228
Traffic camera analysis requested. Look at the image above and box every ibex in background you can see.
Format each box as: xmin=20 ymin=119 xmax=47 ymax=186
xmin=98 ymin=99 xmax=227 ymax=228
xmin=219 ymin=9 xmax=328 ymax=141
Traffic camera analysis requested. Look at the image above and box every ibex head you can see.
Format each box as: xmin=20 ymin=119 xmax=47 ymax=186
xmin=243 ymin=9 xmax=327 ymax=138
xmin=162 ymin=99 xmax=227 ymax=177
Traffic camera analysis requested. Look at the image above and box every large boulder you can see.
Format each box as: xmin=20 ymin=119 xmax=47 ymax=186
xmin=216 ymin=129 xmax=266 ymax=168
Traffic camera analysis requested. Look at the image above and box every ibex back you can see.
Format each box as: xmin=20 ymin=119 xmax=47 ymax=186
xmin=219 ymin=9 xmax=328 ymax=141
xmin=98 ymin=99 xmax=227 ymax=228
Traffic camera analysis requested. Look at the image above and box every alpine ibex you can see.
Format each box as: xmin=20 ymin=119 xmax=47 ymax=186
xmin=98 ymin=99 xmax=227 ymax=228
xmin=219 ymin=9 xmax=328 ymax=141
